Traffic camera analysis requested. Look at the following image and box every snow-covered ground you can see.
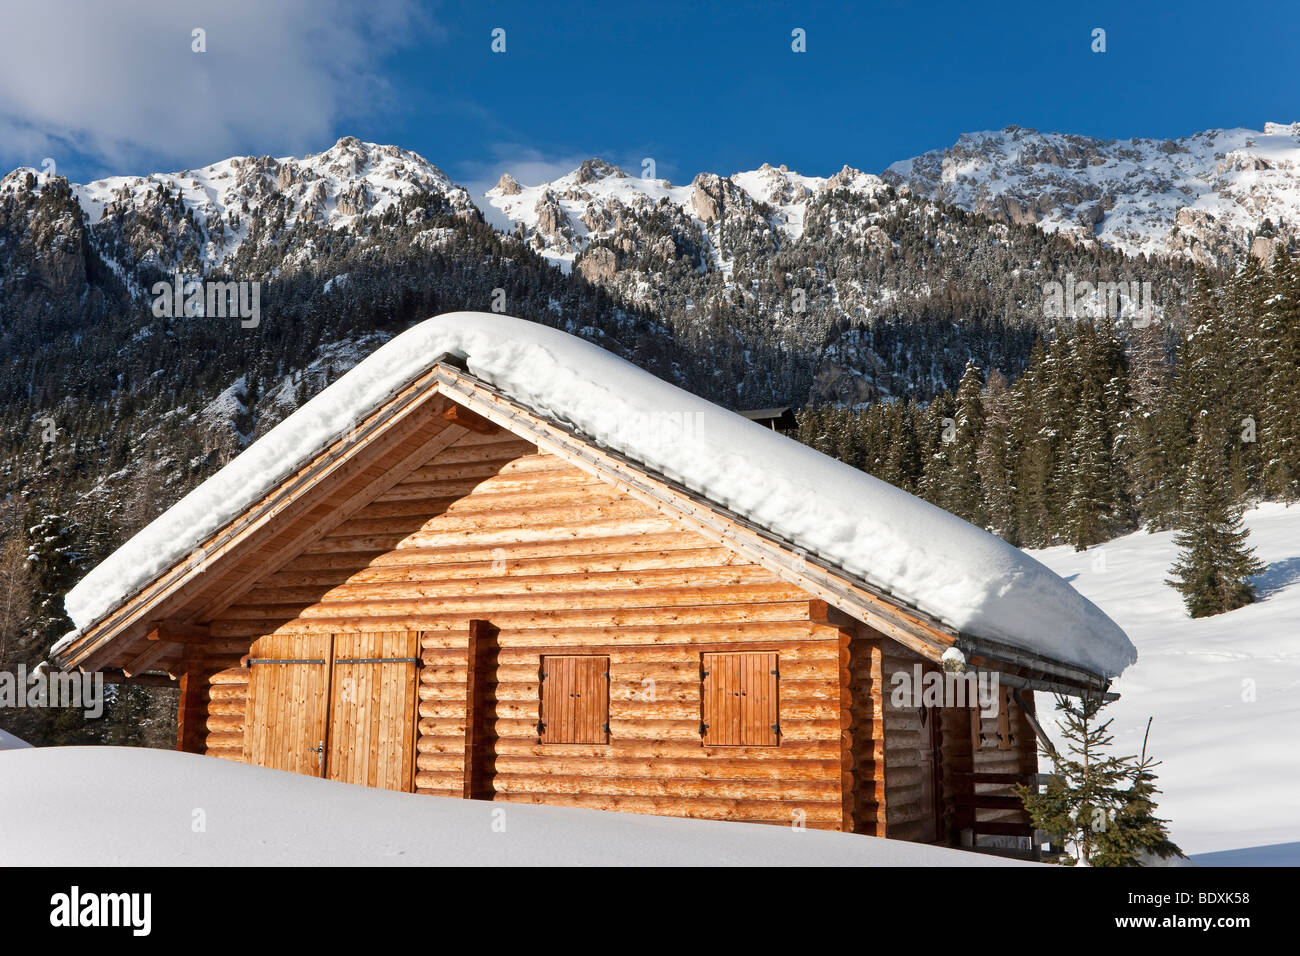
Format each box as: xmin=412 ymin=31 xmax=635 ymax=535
xmin=0 ymin=747 xmax=1025 ymax=866
xmin=1029 ymin=502 xmax=1300 ymax=860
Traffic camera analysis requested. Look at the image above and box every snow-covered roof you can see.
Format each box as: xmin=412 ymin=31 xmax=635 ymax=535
xmin=61 ymin=312 xmax=1136 ymax=677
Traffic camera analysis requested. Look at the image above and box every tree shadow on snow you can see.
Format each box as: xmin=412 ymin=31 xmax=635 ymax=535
xmin=1250 ymin=555 xmax=1300 ymax=601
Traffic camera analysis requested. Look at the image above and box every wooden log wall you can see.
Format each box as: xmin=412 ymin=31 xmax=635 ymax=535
xmin=844 ymin=624 xmax=885 ymax=836
xmin=198 ymin=430 xmax=852 ymax=828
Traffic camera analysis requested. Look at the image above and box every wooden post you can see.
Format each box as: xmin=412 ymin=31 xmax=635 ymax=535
xmin=462 ymin=619 xmax=499 ymax=800
xmin=174 ymin=641 xmax=208 ymax=754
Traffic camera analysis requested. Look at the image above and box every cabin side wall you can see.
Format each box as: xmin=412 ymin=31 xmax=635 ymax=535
xmin=848 ymin=625 xmax=1042 ymax=846
xmin=193 ymin=431 xmax=850 ymax=828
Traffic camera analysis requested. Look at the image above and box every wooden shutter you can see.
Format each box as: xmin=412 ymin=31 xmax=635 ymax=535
xmin=326 ymin=632 xmax=420 ymax=792
xmin=539 ymin=656 xmax=609 ymax=744
xmin=701 ymin=652 xmax=778 ymax=747
xmin=244 ymin=633 xmax=332 ymax=775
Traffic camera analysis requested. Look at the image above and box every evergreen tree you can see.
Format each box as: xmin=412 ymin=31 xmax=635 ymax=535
xmin=1091 ymin=718 xmax=1184 ymax=866
xmin=1167 ymin=421 xmax=1266 ymax=617
xmin=1015 ymin=693 xmax=1134 ymax=866
xmin=1260 ymin=249 xmax=1300 ymax=500
xmin=944 ymin=361 xmax=987 ymax=526
xmin=977 ymin=369 xmax=1017 ymax=542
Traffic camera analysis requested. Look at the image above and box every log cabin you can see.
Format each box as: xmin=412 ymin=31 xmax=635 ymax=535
xmin=54 ymin=312 xmax=1136 ymax=856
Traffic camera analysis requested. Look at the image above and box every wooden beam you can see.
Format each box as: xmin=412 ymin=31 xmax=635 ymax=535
xmin=96 ymin=668 xmax=178 ymax=688
xmin=175 ymin=641 xmax=208 ymax=754
xmin=122 ymin=640 xmax=174 ymax=677
xmin=147 ymin=621 xmax=210 ymax=643
xmin=443 ymin=403 xmax=498 ymax=434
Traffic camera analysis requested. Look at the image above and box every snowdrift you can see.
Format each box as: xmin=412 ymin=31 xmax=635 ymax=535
xmin=0 ymin=747 xmax=1026 ymax=866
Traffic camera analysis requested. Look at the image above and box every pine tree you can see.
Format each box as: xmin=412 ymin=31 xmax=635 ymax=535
xmin=1015 ymin=692 xmax=1134 ymax=866
xmin=977 ymin=369 xmax=1017 ymax=542
xmin=1063 ymin=387 xmax=1124 ymax=550
xmin=1166 ymin=421 xmax=1266 ymax=617
xmin=1260 ymin=249 xmax=1300 ymax=500
xmin=1091 ymin=718 xmax=1184 ymax=866
xmin=944 ymin=361 xmax=987 ymax=526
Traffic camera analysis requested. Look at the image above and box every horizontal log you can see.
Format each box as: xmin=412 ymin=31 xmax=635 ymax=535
xmin=266 ymin=547 xmax=741 ymax=588
xmin=416 ymin=736 xmax=840 ymax=760
xmin=489 ymin=773 xmax=839 ymax=802
xmin=453 ymin=755 xmax=842 ymax=781
xmin=315 ymin=533 xmax=710 ymax=569
xmin=302 ymin=515 xmax=682 ymax=554
xmin=244 ymin=565 xmax=781 ymax=607
xmin=205 ymin=715 xmax=244 ymax=735
xmin=336 ymin=484 xmax=618 ymax=532
xmin=375 ymin=470 xmax=597 ymax=503
xmin=489 ymin=791 xmax=844 ymax=824
xmin=327 ymin=499 xmax=657 ymax=541
xmin=221 ymin=583 xmax=811 ymax=621
xmin=212 ymin=600 xmax=815 ymax=639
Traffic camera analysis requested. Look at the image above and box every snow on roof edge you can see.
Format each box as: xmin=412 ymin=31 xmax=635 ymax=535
xmin=62 ymin=312 xmax=1136 ymax=678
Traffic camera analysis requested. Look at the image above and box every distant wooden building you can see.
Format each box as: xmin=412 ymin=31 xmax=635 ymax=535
xmin=738 ymin=406 xmax=798 ymax=434
xmin=56 ymin=320 xmax=1125 ymax=854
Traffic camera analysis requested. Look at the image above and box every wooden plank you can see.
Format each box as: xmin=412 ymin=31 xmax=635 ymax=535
xmin=245 ymin=633 xmax=332 ymax=776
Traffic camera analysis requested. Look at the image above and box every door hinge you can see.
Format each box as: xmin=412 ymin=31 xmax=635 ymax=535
xmin=334 ymin=657 xmax=421 ymax=664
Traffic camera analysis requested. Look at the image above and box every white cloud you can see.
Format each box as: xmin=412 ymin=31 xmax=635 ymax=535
xmin=0 ymin=0 xmax=435 ymax=176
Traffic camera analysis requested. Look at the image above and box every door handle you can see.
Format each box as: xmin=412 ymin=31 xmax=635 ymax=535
xmin=311 ymin=740 xmax=324 ymax=771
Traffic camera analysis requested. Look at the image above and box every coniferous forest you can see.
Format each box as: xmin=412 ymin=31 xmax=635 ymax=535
xmin=795 ymin=254 xmax=1298 ymax=609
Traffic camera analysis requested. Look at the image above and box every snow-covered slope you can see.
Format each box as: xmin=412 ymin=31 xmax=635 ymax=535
xmin=886 ymin=122 xmax=1300 ymax=265
xmin=0 ymin=747 xmax=1023 ymax=866
xmin=484 ymin=159 xmax=888 ymax=273
xmin=1029 ymin=502 xmax=1300 ymax=857
xmin=61 ymin=312 xmax=1135 ymax=679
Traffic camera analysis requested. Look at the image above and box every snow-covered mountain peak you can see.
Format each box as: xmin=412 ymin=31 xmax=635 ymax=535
xmin=68 ymin=138 xmax=477 ymax=272
xmin=482 ymin=157 xmax=892 ymax=269
xmin=886 ymin=122 xmax=1300 ymax=265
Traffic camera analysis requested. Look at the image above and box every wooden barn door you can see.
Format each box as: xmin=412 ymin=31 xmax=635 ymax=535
xmin=244 ymin=631 xmax=419 ymax=791
xmin=245 ymin=634 xmax=332 ymax=776
xmin=326 ymin=632 xmax=420 ymax=792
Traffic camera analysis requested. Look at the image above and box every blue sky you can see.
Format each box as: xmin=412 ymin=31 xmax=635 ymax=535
xmin=2 ymin=0 xmax=1298 ymax=192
